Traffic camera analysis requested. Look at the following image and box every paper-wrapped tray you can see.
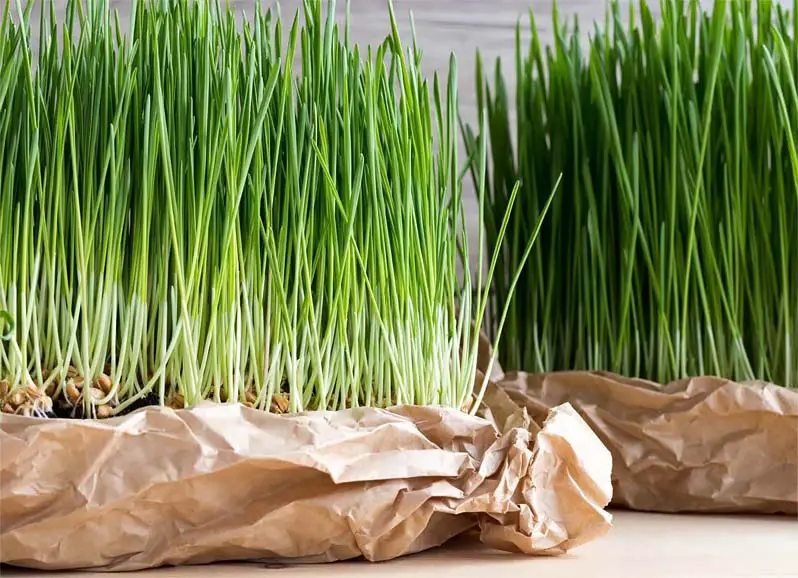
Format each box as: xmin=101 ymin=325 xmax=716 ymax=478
xmin=476 ymin=328 xmax=798 ymax=515
xmin=487 ymin=371 xmax=798 ymax=515
xmin=0 ymin=402 xmax=612 ymax=571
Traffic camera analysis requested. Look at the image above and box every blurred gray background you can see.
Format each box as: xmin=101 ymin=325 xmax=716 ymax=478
xmin=13 ymin=0 xmax=787 ymax=275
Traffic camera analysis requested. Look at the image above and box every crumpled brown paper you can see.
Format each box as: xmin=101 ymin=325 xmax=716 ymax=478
xmin=485 ymin=367 xmax=798 ymax=515
xmin=0 ymin=402 xmax=612 ymax=571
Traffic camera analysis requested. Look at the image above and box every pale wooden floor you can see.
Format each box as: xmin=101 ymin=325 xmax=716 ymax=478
xmin=3 ymin=511 xmax=797 ymax=577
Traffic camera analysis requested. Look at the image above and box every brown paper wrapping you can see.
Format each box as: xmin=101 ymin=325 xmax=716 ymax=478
xmin=489 ymin=370 xmax=798 ymax=515
xmin=0 ymin=402 xmax=612 ymax=571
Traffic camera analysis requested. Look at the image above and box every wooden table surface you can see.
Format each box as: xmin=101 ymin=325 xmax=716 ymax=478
xmin=3 ymin=510 xmax=797 ymax=577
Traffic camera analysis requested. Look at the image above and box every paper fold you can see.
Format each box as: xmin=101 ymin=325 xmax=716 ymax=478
xmin=492 ymin=371 xmax=798 ymax=514
xmin=1 ymin=402 xmax=612 ymax=571
xmin=477 ymin=326 xmax=798 ymax=515
xmin=477 ymin=330 xmax=798 ymax=515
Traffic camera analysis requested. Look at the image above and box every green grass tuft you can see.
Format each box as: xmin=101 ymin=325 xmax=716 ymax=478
xmin=470 ymin=0 xmax=797 ymax=387
xmin=0 ymin=0 xmax=549 ymax=417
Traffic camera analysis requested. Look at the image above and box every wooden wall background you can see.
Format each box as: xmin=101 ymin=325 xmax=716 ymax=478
xmin=21 ymin=0 xmax=789 ymax=274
